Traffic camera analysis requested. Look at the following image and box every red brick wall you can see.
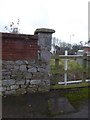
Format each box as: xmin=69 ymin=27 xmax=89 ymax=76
xmin=2 ymin=33 xmax=39 ymax=60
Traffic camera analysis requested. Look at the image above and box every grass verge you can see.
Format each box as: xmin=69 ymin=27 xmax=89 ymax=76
xmin=50 ymin=82 xmax=90 ymax=89
xmin=64 ymin=87 xmax=90 ymax=109
xmin=50 ymin=83 xmax=90 ymax=109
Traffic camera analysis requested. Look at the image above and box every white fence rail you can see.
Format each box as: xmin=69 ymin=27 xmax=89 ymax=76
xmin=58 ymin=79 xmax=90 ymax=85
xmin=52 ymin=50 xmax=90 ymax=85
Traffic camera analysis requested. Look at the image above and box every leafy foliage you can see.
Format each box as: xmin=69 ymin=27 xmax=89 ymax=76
xmin=5 ymin=19 xmax=20 ymax=33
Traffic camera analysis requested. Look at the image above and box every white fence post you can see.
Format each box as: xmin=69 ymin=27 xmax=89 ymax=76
xmin=64 ymin=50 xmax=68 ymax=85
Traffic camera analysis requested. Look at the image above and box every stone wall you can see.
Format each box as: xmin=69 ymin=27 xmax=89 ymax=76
xmin=1 ymin=28 xmax=55 ymax=96
xmin=2 ymin=60 xmax=50 ymax=95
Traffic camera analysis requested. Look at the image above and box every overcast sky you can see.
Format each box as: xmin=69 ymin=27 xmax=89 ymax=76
xmin=0 ymin=0 xmax=89 ymax=44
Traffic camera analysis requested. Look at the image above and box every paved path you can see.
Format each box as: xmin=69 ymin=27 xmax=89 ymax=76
xmin=54 ymin=100 xmax=89 ymax=118
xmin=2 ymin=93 xmax=90 ymax=118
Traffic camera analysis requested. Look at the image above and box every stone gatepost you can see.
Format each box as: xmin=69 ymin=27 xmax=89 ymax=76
xmin=34 ymin=28 xmax=55 ymax=91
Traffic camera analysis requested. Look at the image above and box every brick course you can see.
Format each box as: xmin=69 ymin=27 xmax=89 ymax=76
xmin=2 ymin=33 xmax=39 ymax=60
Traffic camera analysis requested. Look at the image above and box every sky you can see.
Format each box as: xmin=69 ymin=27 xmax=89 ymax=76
xmin=0 ymin=0 xmax=89 ymax=44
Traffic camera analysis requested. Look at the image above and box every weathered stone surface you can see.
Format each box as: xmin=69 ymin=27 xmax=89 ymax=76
xmin=38 ymin=86 xmax=49 ymax=92
xmin=25 ymin=73 xmax=32 ymax=79
xmin=28 ymin=67 xmax=37 ymax=73
xmin=5 ymin=90 xmax=16 ymax=95
xmin=11 ymin=71 xmax=19 ymax=75
xmin=34 ymin=28 xmax=55 ymax=34
xmin=45 ymin=79 xmax=50 ymax=85
xmin=21 ymin=85 xmax=26 ymax=88
xmin=6 ymin=86 xmax=11 ymax=91
xmin=14 ymin=71 xmax=23 ymax=80
xmin=41 ymin=50 xmax=52 ymax=63
xmin=23 ymin=60 xmax=28 ymax=65
xmin=28 ymin=60 xmax=35 ymax=65
xmin=4 ymin=61 xmax=14 ymax=65
xmin=0 ymin=87 xmax=2 ymax=92
xmin=30 ymin=80 xmax=42 ymax=85
xmin=10 ymin=75 xmax=17 ymax=79
xmin=14 ymin=65 xmax=19 ymax=70
xmin=19 ymin=65 xmax=27 ymax=71
xmin=26 ymin=80 xmax=30 ymax=85
xmin=2 ymin=79 xmax=15 ymax=86
xmin=4 ymin=76 xmax=10 ymax=79
xmin=16 ymin=71 xmax=23 ymax=75
xmin=16 ymin=80 xmax=25 ymax=85
xmin=2 ymin=87 xmax=6 ymax=92
xmin=32 ymin=72 xmax=43 ymax=79
xmin=45 ymin=64 xmax=50 ymax=73
xmin=27 ymin=65 xmax=32 ymax=69
xmin=10 ymin=85 xmax=19 ymax=90
xmin=16 ymin=88 xmax=26 ymax=94
xmin=15 ymin=60 xmax=23 ymax=65
xmin=27 ymin=86 xmax=38 ymax=93
xmin=37 ymin=67 xmax=46 ymax=73
xmin=2 ymin=70 xmax=11 ymax=76
xmin=7 ymin=64 xmax=14 ymax=69
xmin=0 ymin=81 xmax=2 ymax=86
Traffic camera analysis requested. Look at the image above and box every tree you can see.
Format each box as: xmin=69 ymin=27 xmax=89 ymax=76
xmin=5 ymin=19 xmax=20 ymax=34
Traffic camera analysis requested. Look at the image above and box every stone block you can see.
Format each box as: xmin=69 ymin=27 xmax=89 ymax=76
xmin=28 ymin=67 xmax=37 ymax=73
xmin=5 ymin=61 xmax=14 ymax=65
xmin=14 ymin=65 xmax=19 ymax=70
xmin=38 ymin=86 xmax=49 ymax=92
xmin=7 ymin=64 xmax=14 ymax=69
xmin=25 ymin=80 xmax=30 ymax=85
xmin=27 ymin=65 xmax=32 ymax=69
xmin=15 ymin=75 xmax=23 ymax=80
xmin=37 ymin=67 xmax=46 ymax=73
xmin=23 ymin=60 xmax=28 ymax=65
xmin=21 ymin=85 xmax=26 ymax=88
xmin=30 ymin=80 xmax=42 ymax=85
xmin=28 ymin=60 xmax=35 ymax=65
xmin=2 ymin=87 xmax=6 ymax=92
xmin=45 ymin=64 xmax=50 ymax=73
xmin=14 ymin=71 xmax=23 ymax=80
xmin=4 ymin=75 xmax=10 ymax=79
xmin=5 ymin=90 xmax=16 ymax=95
xmin=2 ymin=79 xmax=15 ymax=86
xmin=2 ymin=64 xmax=7 ymax=69
xmin=10 ymin=75 xmax=17 ymax=79
xmin=19 ymin=65 xmax=27 ymax=72
xmin=15 ymin=60 xmax=23 ymax=65
xmin=2 ymin=70 xmax=11 ymax=76
xmin=11 ymin=71 xmax=18 ymax=75
xmin=6 ymin=86 xmax=11 ymax=91
xmin=16 ymin=80 xmax=25 ymax=85
xmin=32 ymin=72 xmax=48 ymax=80
xmin=15 ymin=71 xmax=23 ymax=75
xmin=25 ymin=73 xmax=32 ymax=79
xmin=0 ymin=87 xmax=2 ymax=92
xmin=27 ymin=86 xmax=38 ymax=93
xmin=16 ymin=88 xmax=26 ymax=95
xmin=11 ymin=85 xmax=19 ymax=90
xmin=45 ymin=79 xmax=50 ymax=85
xmin=41 ymin=50 xmax=51 ymax=62
xmin=0 ymin=81 xmax=2 ymax=86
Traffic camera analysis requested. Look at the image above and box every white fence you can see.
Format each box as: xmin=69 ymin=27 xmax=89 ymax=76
xmin=52 ymin=50 xmax=90 ymax=85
